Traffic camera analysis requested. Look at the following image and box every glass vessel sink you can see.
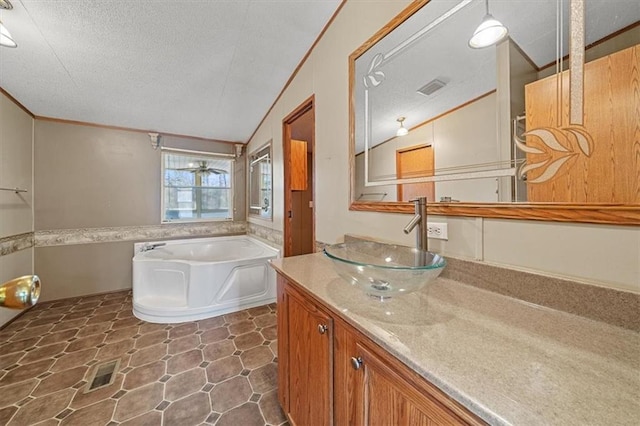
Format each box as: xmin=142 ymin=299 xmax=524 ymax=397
xmin=324 ymin=241 xmax=446 ymax=299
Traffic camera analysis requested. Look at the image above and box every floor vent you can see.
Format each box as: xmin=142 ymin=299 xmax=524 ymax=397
xmin=85 ymin=359 xmax=120 ymax=393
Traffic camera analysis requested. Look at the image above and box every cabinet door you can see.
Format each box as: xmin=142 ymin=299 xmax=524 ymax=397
xmin=353 ymin=343 xmax=468 ymax=426
xmin=286 ymin=288 xmax=333 ymax=426
xmin=290 ymin=139 xmax=308 ymax=191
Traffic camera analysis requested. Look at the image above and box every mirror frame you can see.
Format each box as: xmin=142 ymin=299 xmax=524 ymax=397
xmin=348 ymin=0 xmax=639 ymax=225
xmin=248 ymin=140 xmax=273 ymax=221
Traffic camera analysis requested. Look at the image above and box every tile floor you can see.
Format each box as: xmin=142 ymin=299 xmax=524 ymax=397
xmin=0 ymin=291 xmax=287 ymax=425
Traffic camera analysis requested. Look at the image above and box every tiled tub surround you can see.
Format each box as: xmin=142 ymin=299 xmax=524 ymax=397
xmin=0 ymin=232 xmax=34 ymax=257
xmin=247 ymin=221 xmax=326 ymax=253
xmin=0 ymin=291 xmax=286 ymax=426
xmin=271 ymin=253 xmax=640 ymax=425
xmin=247 ymin=222 xmax=283 ymax=248
xmin=35 ymin=222 xmax=247 ymax=247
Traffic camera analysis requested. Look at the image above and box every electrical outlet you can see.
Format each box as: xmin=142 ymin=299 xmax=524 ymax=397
xmin=426 ymin=222 xmax=448 ymax=240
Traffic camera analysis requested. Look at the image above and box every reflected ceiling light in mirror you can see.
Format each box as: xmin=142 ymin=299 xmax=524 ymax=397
xmin=396 ymin=117 xmax=409 ymax=136
xmin=0 ymin=21 xmax=16 ymax=48
xmin=468 ymin=0 xmax=508 ymax=49
xmin=0 ymin=1 xmax=16 ymax=48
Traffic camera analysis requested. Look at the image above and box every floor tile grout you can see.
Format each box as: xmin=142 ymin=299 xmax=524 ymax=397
xmin=0 ymin=292 xmax=285 ymax=426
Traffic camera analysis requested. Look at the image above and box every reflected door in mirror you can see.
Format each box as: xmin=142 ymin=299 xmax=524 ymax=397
xmin=396 ymin=145 xmax=434 ymax=202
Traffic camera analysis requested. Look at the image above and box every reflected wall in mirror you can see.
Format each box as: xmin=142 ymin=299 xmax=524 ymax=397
xmin=349 ymin=0 xmax=640 ymax=224
xmin=249 ymin=141 xmax=273 ymax=220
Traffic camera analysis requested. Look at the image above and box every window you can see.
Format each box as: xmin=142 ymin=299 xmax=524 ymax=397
xmin=162 ymin=150 xmax=234 ymax=222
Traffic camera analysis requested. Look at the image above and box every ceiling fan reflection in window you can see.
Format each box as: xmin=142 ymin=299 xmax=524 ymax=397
xmin=177 ymin=161 xmax=227 ymax=175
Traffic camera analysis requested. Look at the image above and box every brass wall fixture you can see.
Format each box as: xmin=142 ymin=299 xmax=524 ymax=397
xmin=0 ymin=275 xmax=41 ymax=309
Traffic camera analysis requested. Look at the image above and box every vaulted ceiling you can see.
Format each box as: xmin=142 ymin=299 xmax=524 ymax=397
xmin=0 ymin=0 xmax=342 ymax=142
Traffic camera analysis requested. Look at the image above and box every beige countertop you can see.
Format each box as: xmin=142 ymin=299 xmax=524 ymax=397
xmin=270 ymin=253 xmax=640 ymax=426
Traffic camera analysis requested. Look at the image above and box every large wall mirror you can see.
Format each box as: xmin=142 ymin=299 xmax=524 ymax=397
xmin=349 ymin=0 xmax=639 ymax=224
xmin=249 ymin=142 xmax=273 ymax=220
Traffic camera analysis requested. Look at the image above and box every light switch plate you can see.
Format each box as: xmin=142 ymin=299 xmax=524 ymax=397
xmin=427 ymin=222 xmax=448 ymax=240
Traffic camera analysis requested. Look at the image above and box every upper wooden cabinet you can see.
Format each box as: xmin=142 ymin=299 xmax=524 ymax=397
xmin=525 ymin=45 xmax=640 ymax=203
xmin=291 ymin=139 xmax=308 ymax=191
xmin=277 ymin=274 xmax=485 ymax=426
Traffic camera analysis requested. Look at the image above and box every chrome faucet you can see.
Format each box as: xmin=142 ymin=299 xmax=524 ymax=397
xmin=140 ymin=242 xmax=166 ymax=252
xmin=403 ymin=197 xmax=428 ymax=265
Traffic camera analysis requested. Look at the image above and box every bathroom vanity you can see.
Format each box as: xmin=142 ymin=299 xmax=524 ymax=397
xmin=276 ymin=273 xmax=483 ymax=425
xmin=271 ymin=253 xmax=640 ymax=425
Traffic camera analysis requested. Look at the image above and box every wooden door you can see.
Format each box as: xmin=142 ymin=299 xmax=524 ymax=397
xmin=290 ymin=150 xmax=314 ymax=256
xmin=283 ymin=96 xmax=315 ymax=257
xmin=353 ymin=344 xmax=466 ymax=425
xmin=286 ymin=288 xmax=333 ymax=425
xmin=396 ymin=145 xmax=435 ymax=202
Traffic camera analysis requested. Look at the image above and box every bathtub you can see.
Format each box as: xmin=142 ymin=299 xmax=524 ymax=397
xmin=132 ymin=236 xmax=280 ymax=323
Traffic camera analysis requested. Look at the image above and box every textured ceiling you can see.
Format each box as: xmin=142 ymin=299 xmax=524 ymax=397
xmin=0 ymin=0 xmax=341 ymax=142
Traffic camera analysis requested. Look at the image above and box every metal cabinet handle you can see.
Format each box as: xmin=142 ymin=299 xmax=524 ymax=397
xmin=351 ymin=356 xmax=363 ymax=370
xmin=318 ymin=324 xmax=328 ymax=334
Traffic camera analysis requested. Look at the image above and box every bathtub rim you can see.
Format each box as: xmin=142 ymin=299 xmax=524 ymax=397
xmin=133 ymin=235 xmax=280 ymax=265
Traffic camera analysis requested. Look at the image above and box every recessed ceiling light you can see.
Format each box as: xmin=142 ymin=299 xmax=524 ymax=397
xmin=0 ymin=1 xmax=13 ymax=10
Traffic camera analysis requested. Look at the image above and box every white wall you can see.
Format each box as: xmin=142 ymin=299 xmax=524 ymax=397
xmin=355 ymin=93 xmax=499 ymax=203
xmin=247 ymin=1 xmax=639 ymax=293
xmin=0 ymin=91 xmax=34 ymax=325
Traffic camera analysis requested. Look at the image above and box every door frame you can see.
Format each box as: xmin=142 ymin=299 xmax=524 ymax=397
xmin=282 ymin=95 xmax=315 ymax=257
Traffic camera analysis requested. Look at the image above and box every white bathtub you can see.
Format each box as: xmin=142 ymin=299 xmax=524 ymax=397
xmin=132 ymin=236 xmax=280 ymax=323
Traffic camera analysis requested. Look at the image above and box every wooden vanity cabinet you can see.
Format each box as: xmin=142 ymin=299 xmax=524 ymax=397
xmin=277 ymin=275 xmax=333 ymax=425
xmin=278 ymin=274 xmax=485 ymax=426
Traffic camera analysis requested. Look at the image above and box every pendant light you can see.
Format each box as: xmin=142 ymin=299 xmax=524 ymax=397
xmin=469 ymin=0 xmax=508 ymax=49
xmin=396 ymin=117 xmax=409 ymax=137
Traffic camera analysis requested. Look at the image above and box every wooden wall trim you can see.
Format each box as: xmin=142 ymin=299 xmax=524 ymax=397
xmin=247 ymin=0 xmax=347 ymax=143
xmin=34 ymin=116 xmax=239 ymax=145
xmin=538 ymin=20 xmax=640 ymax=72
xmin=348 ymin=0 xmax=429 ymax=63
xmin=349 ymin=202 xmax=640 ymax=225
xmin=0 ymin=86 xmax=35 ymax=118
xmin=357 ymin=90 xmax=495 ymax=157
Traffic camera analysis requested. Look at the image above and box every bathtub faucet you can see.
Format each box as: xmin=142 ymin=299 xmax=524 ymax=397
xmin=140 ymin=242 xmax=166 ymax=252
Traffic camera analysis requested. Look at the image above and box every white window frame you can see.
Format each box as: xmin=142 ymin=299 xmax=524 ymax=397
xmin=160 ymin=148 xmax=235 ymax=223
